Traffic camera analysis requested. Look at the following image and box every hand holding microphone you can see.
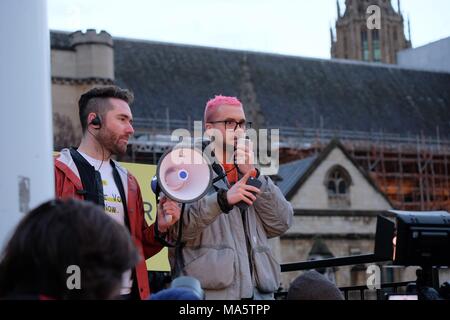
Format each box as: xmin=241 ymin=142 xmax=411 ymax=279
xmin=234 ymin=136 xmax=255 ymax=175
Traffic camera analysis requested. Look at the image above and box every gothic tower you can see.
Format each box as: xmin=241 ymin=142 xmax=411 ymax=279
xmin=331 ymin=0 xmax=411 ymax=64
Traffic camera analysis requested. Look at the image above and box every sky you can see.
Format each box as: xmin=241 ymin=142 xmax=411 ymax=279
xmin=48 ymin=0 xmax=450 ymax=59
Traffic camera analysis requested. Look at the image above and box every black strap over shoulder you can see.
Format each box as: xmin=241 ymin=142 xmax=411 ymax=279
xmin=69 ymin=147 xmax=104 ymax=206
xmin=110 ymin=160 xmax=131 ymax=231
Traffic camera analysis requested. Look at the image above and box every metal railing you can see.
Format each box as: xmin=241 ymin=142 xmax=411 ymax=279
xmin=277 ymin=255 xmax=416 ymax=301
xmin=132 ymin=117 xmax=450 ymax=151
xmin=339 ymin=281 xmax=413 ymax=300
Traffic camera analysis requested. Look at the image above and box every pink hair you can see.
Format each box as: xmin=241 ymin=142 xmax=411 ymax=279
xmin=204 ymin=95 xmax=242 ymax=122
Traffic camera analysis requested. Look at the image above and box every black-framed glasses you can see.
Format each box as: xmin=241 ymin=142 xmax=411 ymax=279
xmin=208 ymin=120 xmax=252 ymax=131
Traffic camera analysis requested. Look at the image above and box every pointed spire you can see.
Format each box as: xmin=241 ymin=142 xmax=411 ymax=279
xmin=330 ymin=25 xmax=335 ymax=44
xmin=397 ymin=0 xmax=401 ymax=15
xmin=408 ymin=14 xmax=412 ymax=44
xmin=336 ymin=0 xmax=341 ymax=18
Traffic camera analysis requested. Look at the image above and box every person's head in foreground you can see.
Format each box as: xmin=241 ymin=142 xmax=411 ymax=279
xmin=0 ymin=199 xmax=139 ymax=300
xmin=150 ymin=276 xmax=204 ymax=300
xmin=287 ymin=270 xmax=344 ymax=300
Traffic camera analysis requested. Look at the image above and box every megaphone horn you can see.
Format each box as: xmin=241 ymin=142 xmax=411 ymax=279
xmin=153 ymin=146 xmax=212 ymax=203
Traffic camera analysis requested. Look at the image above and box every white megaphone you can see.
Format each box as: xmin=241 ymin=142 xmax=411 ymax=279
xmin=152 ymin=146 xmax=212 ymax=207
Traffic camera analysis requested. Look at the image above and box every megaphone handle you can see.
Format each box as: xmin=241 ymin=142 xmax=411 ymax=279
xmin=158 ymin=194 xmax=173 ymax=223
xmin=234 ymin=136 xmax=251 ymax=177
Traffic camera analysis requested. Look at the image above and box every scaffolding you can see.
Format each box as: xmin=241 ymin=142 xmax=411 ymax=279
xmin=296 ymin=130 xmax=450 ymax=212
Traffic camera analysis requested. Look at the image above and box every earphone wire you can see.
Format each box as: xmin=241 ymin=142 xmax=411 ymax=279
xmin=86 ymin=128 xmax=107 ymax=172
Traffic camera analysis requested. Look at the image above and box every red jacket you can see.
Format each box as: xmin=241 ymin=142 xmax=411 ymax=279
xmin=54 ymin=149 xmax=163 ymax=300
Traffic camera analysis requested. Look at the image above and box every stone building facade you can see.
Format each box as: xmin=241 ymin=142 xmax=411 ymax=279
xmin=51 ymin=29 xmax=113 ymax=149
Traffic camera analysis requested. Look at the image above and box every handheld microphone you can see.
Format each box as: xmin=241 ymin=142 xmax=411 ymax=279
xmin=234 ymin=136 xmax=261 ymax=210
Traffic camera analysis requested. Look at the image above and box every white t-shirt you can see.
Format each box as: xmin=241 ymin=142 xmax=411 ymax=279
xmin=78 ymin=151 xmax=133 ymax=296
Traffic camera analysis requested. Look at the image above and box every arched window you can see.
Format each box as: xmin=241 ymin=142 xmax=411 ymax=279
xmin=325 ymin=165 xmax=352 ymax=208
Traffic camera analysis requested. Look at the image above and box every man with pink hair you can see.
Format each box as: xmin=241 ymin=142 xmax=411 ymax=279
xmin=167 ymin=95 xmax=293 ymax=300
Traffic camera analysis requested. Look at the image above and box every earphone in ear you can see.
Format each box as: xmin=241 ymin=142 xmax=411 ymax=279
xmin=90 ymin=114 xmax=102 ymax=128
xmin=87 ymin=113 xmax=106 ymax=170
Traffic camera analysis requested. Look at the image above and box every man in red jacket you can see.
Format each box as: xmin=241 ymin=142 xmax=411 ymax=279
xmin=54 ymin=86 xmax=180 ymax=300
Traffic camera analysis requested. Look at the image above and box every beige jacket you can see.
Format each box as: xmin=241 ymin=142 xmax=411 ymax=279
xmin=168 ymin=174 xmax=293 ymax=300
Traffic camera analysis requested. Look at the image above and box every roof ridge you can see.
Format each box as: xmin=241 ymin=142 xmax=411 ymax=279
xmin=51 ymin=30 xmax=450 ymax=75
